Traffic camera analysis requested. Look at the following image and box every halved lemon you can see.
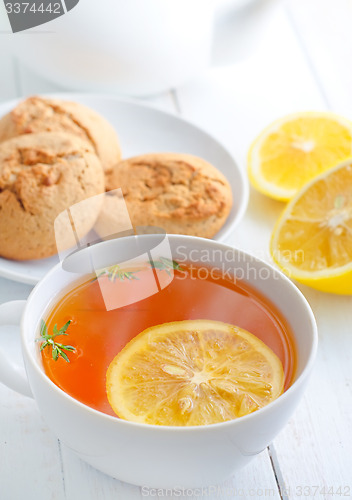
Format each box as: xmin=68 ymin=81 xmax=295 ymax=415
xmin=106 ymin=320 xmax=284 ymax=426
xmin=271 ymin=159 xmax=352 ymax=294
xmin=248 ymin=112 xmax=352 ymax=201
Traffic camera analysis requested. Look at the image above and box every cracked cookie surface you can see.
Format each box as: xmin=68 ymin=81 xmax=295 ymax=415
xmin=0 ymin=96 xmax=121 ymax=173
xmin=99 ymin=153 xmax=232 ymax=238
xmin=0 ymin=132 xmax=105 ymax=260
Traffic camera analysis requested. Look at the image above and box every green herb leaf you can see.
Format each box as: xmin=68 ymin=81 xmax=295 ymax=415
xmin=96 ymin=264 xmax=140 ymax=283
xmin=56 ymin=343 xmax=75 ymax=352
xmin=40 ymin=319 xmax=48 ymax=338
xmin=150 ymin=261 xmax=165 ymax=270
xmin=58 ymin=320 xmax=72 ymax=336
xmin=59 ymin=351 xmax=69 ymax=363
xmin=36 ymin=320 xmax=75 ymax=363
xmin=150 ymin=257 xmax=183 ymax=275
xmin=96 ymin=258 xmax=182 ymax=283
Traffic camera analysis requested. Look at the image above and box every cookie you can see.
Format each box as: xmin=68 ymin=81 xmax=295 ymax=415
xmin=0 ymin=132 xmax=105 ymax=260
xmin=0 ymin=96 xmax=121 ymax=173
xmin=98 ymin=153 xmax=232 ymax=239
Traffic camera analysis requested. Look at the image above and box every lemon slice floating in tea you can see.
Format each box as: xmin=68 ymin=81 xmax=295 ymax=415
xmin=248 ymin=112 xmax=352 ymax=201
xmin=271 ymin=159 xmax=352 ymax=294
xmin=106 ymin=320 xmax=285 ymax=426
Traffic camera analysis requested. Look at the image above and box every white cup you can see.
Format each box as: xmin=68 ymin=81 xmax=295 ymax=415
xmin=0 ymin=235 xmax=317 ymax=488
xmin=9 ymin=0 xmax=279 ymax=96
xmin=12 ymin=0 xmax=213 ymax=96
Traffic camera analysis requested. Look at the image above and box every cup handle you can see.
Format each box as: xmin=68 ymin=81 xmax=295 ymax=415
xmin=0 ymin=300 xmax=33 ymax=398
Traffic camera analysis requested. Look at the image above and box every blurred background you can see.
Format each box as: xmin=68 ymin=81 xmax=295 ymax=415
xmin=0 ymin=0 xmax=350 ymax=110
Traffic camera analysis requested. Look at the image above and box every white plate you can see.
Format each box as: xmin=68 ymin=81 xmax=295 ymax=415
xmin=0 ymin=93 xmax=248 ymax=285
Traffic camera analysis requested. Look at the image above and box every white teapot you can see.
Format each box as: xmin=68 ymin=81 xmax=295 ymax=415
xmin=10 ymin=0 xmax=278 ymax=96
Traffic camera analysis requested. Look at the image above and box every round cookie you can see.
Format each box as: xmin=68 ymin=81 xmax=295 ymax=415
xmin=0 ymin=132 xmax=105 ymax=260
xmin=0 ymin=96 xmax=121 ymax=173
xmin=98 ymin=153 xmax=233 ymax=239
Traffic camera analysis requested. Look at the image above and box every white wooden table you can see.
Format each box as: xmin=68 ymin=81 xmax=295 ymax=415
xmin=0 ymin=1 xmax=351 ymax=499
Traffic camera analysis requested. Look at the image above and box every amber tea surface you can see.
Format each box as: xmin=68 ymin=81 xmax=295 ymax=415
xmin=40 ymin=261 xmax=297 ymax=417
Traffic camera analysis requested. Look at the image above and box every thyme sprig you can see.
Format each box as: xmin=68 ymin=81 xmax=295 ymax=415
xmin=95 ymin=257 xmax=183 ymax=283
xmin=150 ymin=257 xmax=183 ymax=276
xmin=36 ymin=320 xmax=75 ymax=362
xmin=97 ymin=264 xmax=140 ymax=283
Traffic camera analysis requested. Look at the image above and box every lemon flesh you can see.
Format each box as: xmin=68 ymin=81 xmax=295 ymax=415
xmin=248 ymin=112 xmax=352 ymax=201
xmin=106 ymin=320 xmax=284 ymax=426
xmin=271 ymin=159 xmax=352 ymax=294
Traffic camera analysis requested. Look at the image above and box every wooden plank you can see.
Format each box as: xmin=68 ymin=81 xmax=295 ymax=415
xmin=286 ymin=0 xmax=352 ymax=115
xmin=200 ymin=451 xmax=281 ymax=500
xmin=0 ymin=280 xmax=65 ymax=500
xmin=259 ymin=4 xmax=352 ymax=496
xmin=271 ymin=289 xmax=352 ymax=499
xmin=59 ymin=444 xmax=143 ymax=500
xmin=59 ymin=446 xmax=281 ymax=500
xmin=16 ymin=62 xmax=177 ymax=116
xmin=0 ymin=379 xmax=66 ymax=500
